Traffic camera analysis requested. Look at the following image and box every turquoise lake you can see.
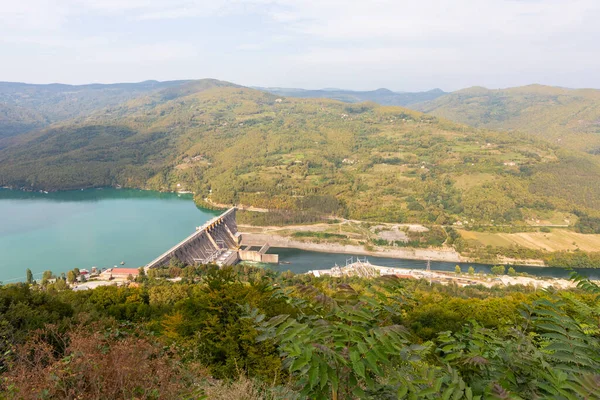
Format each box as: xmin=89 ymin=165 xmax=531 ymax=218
xmin=1 ymin=188 xmax=598 ymax=283
xmin=0 ymin=188 xmax=220 ymax=282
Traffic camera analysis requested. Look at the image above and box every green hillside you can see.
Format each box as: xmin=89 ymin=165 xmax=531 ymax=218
xmin=0 ymin=80 xmax=190 ymax=146
xmin=1 ymin=80 xmax=600 ymax=224
xmin=258 ymin=87 xmax=446 ymax=106
xmin=0 ymin=103 xmax=48 ymax=140
xmin=413 ymin=84 xmax=600 ymax=153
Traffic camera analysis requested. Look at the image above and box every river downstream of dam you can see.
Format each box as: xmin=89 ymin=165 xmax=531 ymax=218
xmin=262 ymin=248 xmax=600 ymax=280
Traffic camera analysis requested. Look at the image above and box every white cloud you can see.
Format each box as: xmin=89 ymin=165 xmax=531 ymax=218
xmin=237 ymin=43 xmax=264 ymax=51
xmin=0 ymin=0 xmax=599 ymax=89
xmin=270 ymin=0 xmax=597 ymax=40
xmin=84 ymin=42 xmax=197 ymax=63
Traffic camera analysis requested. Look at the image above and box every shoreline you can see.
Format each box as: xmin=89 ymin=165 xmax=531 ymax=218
xmin=241 ymin=232 xmax=463 ymax=263
xmin=307 ymin=262 xmax=580 ymax=289
xmin=0 ymin=188 xmax=581 ymax=268
xmin=239 ymin=231 xmax=553 ymax=267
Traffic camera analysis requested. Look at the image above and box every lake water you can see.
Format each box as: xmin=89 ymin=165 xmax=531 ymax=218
xmin=1 ymin=188 xmax=598 ymax=283
xmin=0 ymin=188 xmax=220 ymax=282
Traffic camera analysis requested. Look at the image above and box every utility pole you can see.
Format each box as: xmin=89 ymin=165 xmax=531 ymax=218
xmin=426 ymin=258 xmax=431 ymax=285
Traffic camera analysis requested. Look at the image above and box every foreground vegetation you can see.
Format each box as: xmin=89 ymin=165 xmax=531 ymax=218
xmin=1 ymin=263 xmax=599 ymax=399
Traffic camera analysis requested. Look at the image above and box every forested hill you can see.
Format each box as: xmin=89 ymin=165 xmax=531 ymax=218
xmin=0 ymin=80 xmax=191 ymax=143
xmin=258 ymin=87 xmax=446 ymax=106
xmin=412 ymin=84 xmax=600 ymax=154
xmin=2 ymin=79 xmax=600 ymax=224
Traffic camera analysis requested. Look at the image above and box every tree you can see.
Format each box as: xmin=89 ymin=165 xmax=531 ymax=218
xmin=26 ymin=269 xmax=33 ymax=284
xmin=508 ymin=266 xmax=517 ymax=276
xmin=181 ymin=266 xmax=196 ymax=281
xmin=491 ymin=265 xmax=506 ymax=275
xmin=455 ymin=265 xmax=461 ymax=274
xmin=168 ymin=266 xmax=182 ymax=278
xmin=136 ymin=266 xmax=148 ymax=283
xmin=41 ymin=270 xmax=53 ymax=285
xmin=67 ymin=270 xmax=77 ymax=284
xmin=147 ymin=268 xmax=158 ymax=279
xmin=52 ymin=278 xmax=68 ymax=291
xmin=256 ymin=281 xmax=469 ymax=399
xmin=468 ymin=266 xmax=475 ymax=275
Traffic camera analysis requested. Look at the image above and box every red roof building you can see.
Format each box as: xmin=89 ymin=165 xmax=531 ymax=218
xmin=110 ymin=268 xmax=140 ymax=278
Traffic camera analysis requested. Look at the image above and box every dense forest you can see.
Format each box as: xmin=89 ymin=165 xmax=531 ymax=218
xmin=2 ymin=80 xmax=600 ymax=228
xmin=1 ymin=264 xmax=599 ymax=399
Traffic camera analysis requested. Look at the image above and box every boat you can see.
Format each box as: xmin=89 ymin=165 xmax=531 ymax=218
xmin=120 ymin=261 xmax=125 ymax=265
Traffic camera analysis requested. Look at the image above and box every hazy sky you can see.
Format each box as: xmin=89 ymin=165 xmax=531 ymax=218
xmin=1 ymin=0 xmax=599 ymax=91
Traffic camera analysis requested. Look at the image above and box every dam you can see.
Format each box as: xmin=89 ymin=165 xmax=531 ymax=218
xmin=145 ymin=207 xmax=278 ymax=269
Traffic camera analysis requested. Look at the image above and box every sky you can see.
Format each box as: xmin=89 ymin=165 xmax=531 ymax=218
xmin=0 ymin=0 xmax=599 ymax=92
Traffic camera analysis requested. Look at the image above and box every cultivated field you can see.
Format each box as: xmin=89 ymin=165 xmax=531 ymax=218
xmin=459 ymin=229 xmax=600 ymax=252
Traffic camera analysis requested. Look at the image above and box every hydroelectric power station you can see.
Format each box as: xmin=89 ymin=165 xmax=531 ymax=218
xmin=145 ymin=207 xmax=278 ymax=269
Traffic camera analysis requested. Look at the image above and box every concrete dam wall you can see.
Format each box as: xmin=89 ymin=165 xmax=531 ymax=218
xmin=146 ymin=207 xmax=278 ymax=269
xmin=146 ymin=208 xmax=241 ymax=269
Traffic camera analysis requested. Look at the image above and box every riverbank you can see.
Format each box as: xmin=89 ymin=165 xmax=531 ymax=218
xmin=240 ymin=232 xmax=463 ymax=263
xmin=307 ymin=261 xmax=579 ymax=290
xmin=202 ymin=197 xmax=269 ymax=213
xmin=238 ymin=225 xmax=552 ymax=266
xmin=238 ymin=217 xmax=600 ymax=268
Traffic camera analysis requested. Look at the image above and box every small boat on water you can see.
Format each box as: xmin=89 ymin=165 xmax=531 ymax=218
xmin=120 ymin=261 xmax=125 ymax=265
xmin=280 ymin=261 xmax=291 ymax=265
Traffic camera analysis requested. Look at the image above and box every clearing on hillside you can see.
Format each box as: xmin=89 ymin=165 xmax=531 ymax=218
xmin=459 ymin=229 xmax=600 ymax=252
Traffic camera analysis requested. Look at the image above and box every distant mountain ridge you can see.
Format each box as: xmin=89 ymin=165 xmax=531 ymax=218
xmin=411 ymin=84 xmax=600 ymax=153
xmin=0 ymin=80 xmax=192 ymax=144
xmin=255 ymin=86 xmax=446 ymax=106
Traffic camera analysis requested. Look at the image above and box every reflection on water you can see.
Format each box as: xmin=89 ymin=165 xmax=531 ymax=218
xmin=0 ymin=187 xmax=194 ymax=203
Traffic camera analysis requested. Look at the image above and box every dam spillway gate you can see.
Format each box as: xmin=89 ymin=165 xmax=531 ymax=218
xmin=145 ymin=207 xmax=278 ymax=269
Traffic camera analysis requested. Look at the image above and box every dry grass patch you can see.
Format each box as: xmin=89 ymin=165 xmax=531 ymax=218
xmin=459 ymin=229 xmax=600 ymax=252
xmin=200 ymin=376 xmax=298 ymax=400
xmin=454 ymin=173 xmax=496 ymax=190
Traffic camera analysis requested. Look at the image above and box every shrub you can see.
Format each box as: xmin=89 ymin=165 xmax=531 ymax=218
xmin=4 ymin=325 xmax=199 ymax=399
xmin=491 ymin=265 xmax=506 ymax=275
